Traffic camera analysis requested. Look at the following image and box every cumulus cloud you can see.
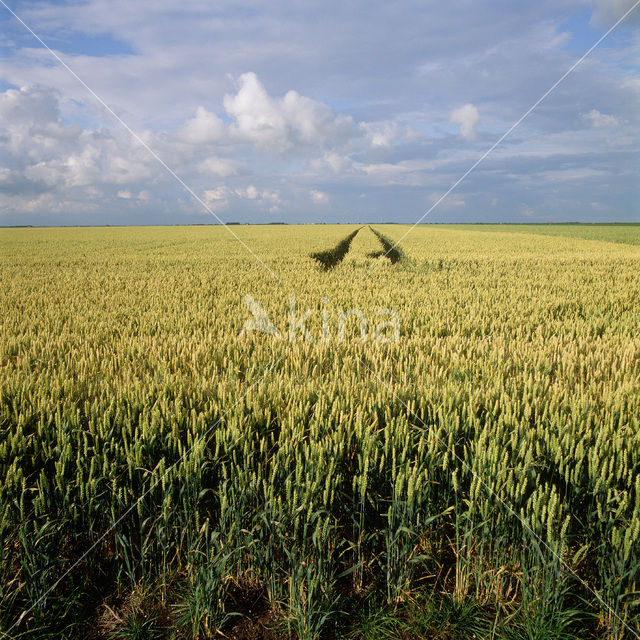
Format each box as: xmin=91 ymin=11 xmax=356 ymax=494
xmin=0 ymin=85 xmax=60 ymax=124
xmin=0 ymin=85 xmax=161 ymax=215
xmin=450 ymin=103 xmax=479 ymax=140
xmin=582 ymin=109 xmax=620 ymax=128
xmin=0 ymin=76 xmax=370 ymax=220
xmin=223 ymin=72 xmax=357 ymax=152
xmin=178 ymin=106 xmax=225 ymax=144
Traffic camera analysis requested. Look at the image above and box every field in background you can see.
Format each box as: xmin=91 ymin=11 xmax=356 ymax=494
xmin=1 ymin=224 xmax=639 ymax=639
xmin=433 ymin=223 xmax=640 ymax=245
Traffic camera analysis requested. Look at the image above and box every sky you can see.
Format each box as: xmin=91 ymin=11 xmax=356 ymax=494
xmin=0 ymin=0 xmax=639 ymax=225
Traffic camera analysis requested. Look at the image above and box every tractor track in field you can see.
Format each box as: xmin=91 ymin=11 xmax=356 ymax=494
xmin=310 ymin=226 xmax=363 ymax=269
xmin=310 ymin=225 xmax=407 ymax=270
xmin=367 ymin=226 xmax=406 ymax=264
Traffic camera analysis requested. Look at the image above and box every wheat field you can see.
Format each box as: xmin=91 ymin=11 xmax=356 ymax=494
xmin=1 ymin=224 xmax=639 ymax=639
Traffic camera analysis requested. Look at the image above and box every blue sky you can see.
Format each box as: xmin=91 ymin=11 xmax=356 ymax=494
xmin=0 ymin=0 xmax=639 ymax=225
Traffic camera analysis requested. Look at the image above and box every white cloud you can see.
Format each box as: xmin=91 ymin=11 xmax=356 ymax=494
xmin=310 ymin=189 xmax=329 ymax=204
xmin=23 ymin=162 xmax=63 ymax=187
xmin=582 ymin=109 xmax=619 ymax=128
xmin=223 ymin=72 xmax=357 ymax=152
xmin=281 ymin=90 xmax=340 ymax=144
xmin=362 ymin=121 xmax=397 ymax=147
xmin=234 ymin=185 xmax=281 ymax=204
xmin=224 ymin=73 xmax=290 ymax=151
xmin=0 ymin=79 xmax=361 ymax=219
xmin=0 ymin=85 xmax=60 ymax=124
xmin=261 ymin=190 xmax=281 ymax=204
xmin=361 ymin=162 xmax=414 ymax=176
xmin=64 ymin=140 xmax=156 ymax=187
xmin=0 ymin=85 xmax=160 ymax=201
xmin=197 ymin=157 xmax=237 ymax=177
xmin=312 ymin=151 xmax=353 ymax=173
xmin=178 ymin=106 xmax=225 ymax=144
xmin=196 ymin=184 xmax=282 ymax=214
xmin=117 ymin=189 xmax=149 ymax=200
xmin=242 ymin=185 xmax=259 ymax=199
xmin=202 ymin=187 xmax=230 ymax=209
xmin=450 ymin=103 xmax=479 ymax=140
